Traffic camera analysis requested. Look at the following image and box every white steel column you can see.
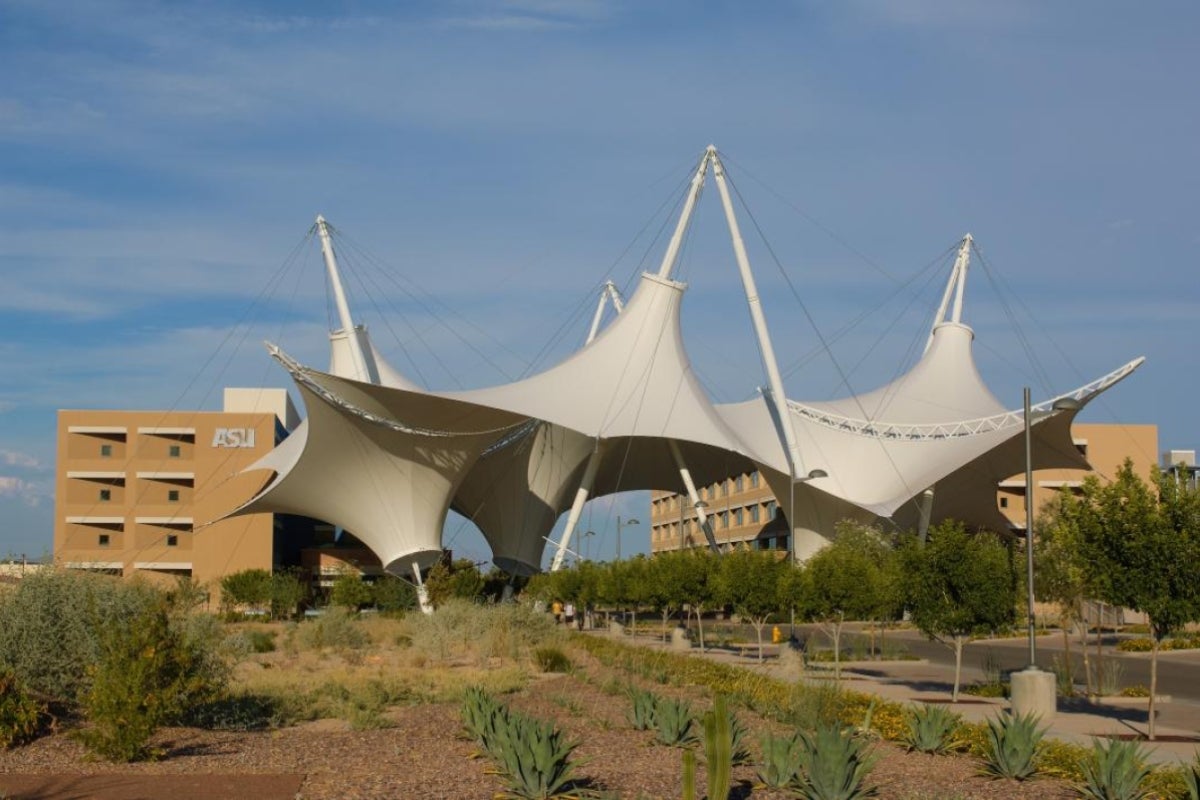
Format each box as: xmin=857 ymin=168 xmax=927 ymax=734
xmin=550 ymin=442 xmax=605 ymax=571
xmin=917 ymin=487 xmax=935 ymax=544
xmin=709 ymin=150 xmax=805 ymax=479
xmin=655 ymin=149 xmax=712 ymax=280
xmin=667 ymin=440 xmax=719 ymax=553
xmin=586 ymin=281 xmax=625 ymax=345
xmin=925 ymin=233 xmax=972 ymax=353
xmin=316 ymin=215 xmax=370 ymax=382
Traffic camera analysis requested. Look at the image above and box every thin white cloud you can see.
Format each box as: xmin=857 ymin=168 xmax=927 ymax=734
xmin=0 ymin=477 xmax=42 ymax=507
xmin=1 ymin=451 xmax=43 ymax=470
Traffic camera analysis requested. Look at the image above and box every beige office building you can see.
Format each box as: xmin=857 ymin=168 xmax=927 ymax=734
xmin=54 ymin=388 xmax=324 ymax=587
xmin=650 ymin=423 xmax=1160 ymax=553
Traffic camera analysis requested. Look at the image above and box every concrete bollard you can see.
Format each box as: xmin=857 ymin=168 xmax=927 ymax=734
xmin=1010 ymin=667 xmax=1056 ymax=722
xmin=671 ymin=627 xmax=691 ymax=651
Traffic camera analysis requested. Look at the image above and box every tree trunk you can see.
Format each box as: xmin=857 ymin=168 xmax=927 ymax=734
xmin=952 ymin=636 xmax=965 ymax=702
xmin=832 ymin=619 xmax=842 ymax=683
xmin=868 ymin=620 xmax=876 ymax=661
xmin=754 ymin=621 xmax=765 ymax=663
xmin=662 ymin=609 xmax=670 ymax=643
xmin=1076 ymin=616 xmax=1093 ymax=698
xmin=1149 ymin=634 xmax=1160 ymax=741
xmin=1061 ymin=624 xmax=1074 ymax=696
xmin=696 ymin=606 xmax=706 ymax=653
xmin=1095 ymin=603 xmax=1105 ymax=696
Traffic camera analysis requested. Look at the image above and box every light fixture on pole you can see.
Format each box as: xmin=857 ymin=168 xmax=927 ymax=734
xmin=1013 ymin=388 xmax=1079 ymax=721
xmin=616 ymin=515 xmax=640 ymax=561
xmin=581 ymin=530 xmax=596 ymax=561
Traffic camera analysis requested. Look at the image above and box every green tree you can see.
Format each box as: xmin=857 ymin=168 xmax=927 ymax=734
xmin=1072 ymin=461 xmax=1200 ymax=739
xmin=269 ymin=570 xmax=309 ymax=620
xmin=1034 ymin=489 xmax=1095 ymax=696
xmin=804 ymin=522 xmax=887 ymax=681
xmin=715 ymin=547 xmax=784 ymax=662
xmin=219 ymin=568 xmax=273 ymax=613
xmin=674 ymin=549 xmax=718 ymax=651
xmin=902 ymin=521 xmax=1017 ymax=701
xmin=425 ymin=559 xmax=486 ymax=607
xmin=371 ymin=574 xmax=418 ymax=613
xmin=329 ymin=572 xmax=374 ymax=610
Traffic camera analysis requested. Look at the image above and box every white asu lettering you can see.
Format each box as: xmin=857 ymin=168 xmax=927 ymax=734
xmin=211 ymin=428 xmax=256 ymax=448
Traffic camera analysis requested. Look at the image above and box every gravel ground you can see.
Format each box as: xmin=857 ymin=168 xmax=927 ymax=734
xmin=0 ymin=650 xmax=1076 ymax=799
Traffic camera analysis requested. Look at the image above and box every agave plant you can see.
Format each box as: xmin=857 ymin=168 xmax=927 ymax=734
xmin=627 ymin=686 xmax=659 ymax=731
xmin=1186 ymin=754 xmax=1200 ymax=800
xmin=901 ymin=704 xmax=961 ymax=755
xmin=980 ymin=711 xmax=1046 ymax=781
xmin=1077 ymin=737 xmax=1152 ymax=800
xmin=654 ymin=697 xmax=698 ymax=747
xmin=794 ymin=722 xmax=879 ymax=800
xmin=461 ymin=686 xmax=508 ymax=755
xmin=757 ymin=730 xmax=803 ymax=789
xmin=492 ymin=713 xmax=582 ymax=800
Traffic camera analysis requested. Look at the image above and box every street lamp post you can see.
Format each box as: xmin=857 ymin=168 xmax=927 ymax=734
xmin=616 ymin=516 xmax=640 ymax=561
xmin=581 ymin=530 xmax=596 ymax=561
xmin=1012 ymin=388 xmax=1080 ymax=721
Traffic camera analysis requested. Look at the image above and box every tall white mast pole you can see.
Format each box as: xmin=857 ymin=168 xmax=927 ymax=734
xmin=316 ymin=215 xmax=370 ymax=382
xmin=709 ymin=149 xmax=805 ymax=479
xmin=655 ymin=149 xmax=712 ymax=280
xmin=924 ymin=233 xmax=972 ymax=353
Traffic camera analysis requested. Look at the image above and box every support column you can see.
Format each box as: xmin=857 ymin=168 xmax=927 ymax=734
xmin=550 ymin=443 xmax=604 ymax=571
xmin=668 ymin=440 xmax=719 ymax=553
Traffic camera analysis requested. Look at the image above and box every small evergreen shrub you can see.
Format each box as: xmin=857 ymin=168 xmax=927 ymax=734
xmin=533 ymin=646 xmax=572 ymax=673
xmin=183 ymin=693 xmax=279 ymax=731
xmin=294 ymin=608 xmax=368 ymax=651
xmin=1077 ymin=737 xmax=1152 ymax=800
xmin=0 ymin=669 xmax=43 ymax=748
xmin=75 ymin=602 xmax=224 ymax=762
xmin=980 ymin=711 xmax=1046 ymax=781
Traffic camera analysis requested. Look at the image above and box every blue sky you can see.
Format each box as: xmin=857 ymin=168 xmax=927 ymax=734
xmin=1 ymin=0 xmax=1197 ymax=565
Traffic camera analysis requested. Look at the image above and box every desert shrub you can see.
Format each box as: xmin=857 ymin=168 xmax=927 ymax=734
xmin=0 ymin=569 xmax=160 ymax=703
xmin=0 ymin=669 xmax=43 ymax=748
xmin=183 ymin=692 xmax=280 ymax=731
xmin=1119 ymin=685 xmax=1151 ymax=698
xmin=371 ymin=575 xmax=418 ymax=613
xmin=406 ymin=599 xmax=561 ymax=664
xmin=293 ymin=608 xmax=369 ymax=651
xmin=329 ymin=572 xmax=374 ymax=610
xmin=75 ymin=601 xmax=225 ymax=761
xmin=534 ymin=646 xmax=572 ymax=673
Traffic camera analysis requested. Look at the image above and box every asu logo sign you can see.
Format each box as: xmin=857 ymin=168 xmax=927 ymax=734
xmin=211 ymin=428 xmax=256 ymax=448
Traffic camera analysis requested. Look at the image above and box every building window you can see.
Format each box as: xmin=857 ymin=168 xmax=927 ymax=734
xmin=734 ymin=507 xmax=744 ymax=526
xmin=720 ymin=510 xmax=729 ymax=529
xmin=167 ymin=534 xmax=178 ymax=547
xmin=750 ymin=505 xmax=760 ymax=523
xmin=767 ymin=500 xmax=778 ymax=519
xmin=100 ymin=444 xmax=112 ymax=457
xmin=98 ymin=534 xmax=110 ymax=547
xmin=722 ymin=480 xmax=729 ymax=497
xmin=1000 ymin=497 xmax=1008 ymax=508
xmin=750 ymin=471 xmax=760 ymax=488
xmin=735 ymin=474 xmax=744 ymax=492
xmin=168 ymin=489 xmax=180 ymax=502
xmin=168 ymin=445 xmax=181 ymax=458
xmin=99 ymin=488 xmax=111 ymax=502
xmin=776 ymin=535 xmax=789 ymax=551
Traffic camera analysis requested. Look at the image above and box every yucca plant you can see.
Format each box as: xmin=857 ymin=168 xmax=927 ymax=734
xmin=794 ymin=722 xmax=879 ymax=800
xmin=627 ymin=686 xmax=659 ymax=731
xmin=901 ymin=704 xmax=961 ymax=755
xmin=492 ymin=713 xmax=582 ymax=800
xmin=1077 ymin=738 xmax=1152 ymax=800
xmin=757 ymin=730 xmax=803 ymax=789
xmin=721 ymin=698 xmax=753 ymax=766
xmin=654 ymin=697 xmax=698 ymax=747
xmin=1187 ymin=754 xmax=1200 ymax=800
xmin=461 ymin=687 xmax=513 ymax=760
xmin=980 ymin=711 xmax=1046 ymax=781
xmin=701 ymin=695 xmax=733 ymax=800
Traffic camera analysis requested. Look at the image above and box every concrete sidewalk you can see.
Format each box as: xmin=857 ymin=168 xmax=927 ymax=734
xmin=617 ymin=632 xmax=1200 ymax=765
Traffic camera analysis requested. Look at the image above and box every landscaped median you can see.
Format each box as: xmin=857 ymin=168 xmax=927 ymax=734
xmin=573 ymin=632 xmax=1198 ymax=799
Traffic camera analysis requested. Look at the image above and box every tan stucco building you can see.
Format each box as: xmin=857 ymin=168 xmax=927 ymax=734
xmin=53 ymin=388 xmax=334 ymax=587
xmin=650 ymin=422 xmax=1160 ymax=553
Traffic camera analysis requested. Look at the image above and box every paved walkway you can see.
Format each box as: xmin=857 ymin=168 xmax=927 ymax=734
xmin=613 ymin=631 xmax=1200 ymax=765
xmin=0 ymin=773 xmax=306 ymax=800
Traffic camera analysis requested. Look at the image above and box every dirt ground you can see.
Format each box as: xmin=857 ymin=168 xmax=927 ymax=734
xmin=0 ymin=645 xmax=1075 ymax=800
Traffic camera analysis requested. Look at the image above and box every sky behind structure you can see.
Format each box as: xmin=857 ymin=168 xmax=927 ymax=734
xmin=1 ymin=0 xmax=1197 ymax=564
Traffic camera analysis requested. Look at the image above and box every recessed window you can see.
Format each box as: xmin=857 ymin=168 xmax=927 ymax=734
xmin=1000 ymin=497 xmax=1009 ymax=508
xmin=99 ymin=488 xmax=111 ymax=502
xmin=776 ymin=535 xmax=789 ymax=551
xmin=750 ymin=471 xmax=760 ymax=488
xmin=98 ymin=534 xmax=110 ymax=547
xmin=167 ymin=489 xmax=180 ymax=502
xmin=168 ymin=445 xmax=181 ymax=458
xmin=750 ymin=505 xmax=760 ymax=523
xmin=100 ymin=444 xmax=112 ymax=457
xmin=735 ymin=475 xmax=744 ymax=492
xmin=166 ymin=534 xmax=178 ymax=547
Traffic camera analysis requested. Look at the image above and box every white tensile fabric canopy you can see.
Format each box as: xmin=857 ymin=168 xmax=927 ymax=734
xmin=228 ymin=155 xmax=1144 ymax=578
